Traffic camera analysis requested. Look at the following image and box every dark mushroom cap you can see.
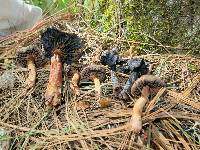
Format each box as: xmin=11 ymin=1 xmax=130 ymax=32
xmin=131 ymin=75 xmax=166 ymax=96
xmin=41 ymin=27 xmax=82 ymax=64
xmin=65 ymin=64 xmax=86 ymax=79
xmin=100 ymin=50 xmax=119 ymax=68
xmin=121 ymin=58 xmax=150 ymax=75
xmin=80 ymin=65 xmax=107 ymax=82
xmin=16 ymin=45 xmax=46 ymax=68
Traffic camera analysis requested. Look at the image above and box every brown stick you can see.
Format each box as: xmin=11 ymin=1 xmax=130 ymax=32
xmin=45 ymin=54 xmax=62 ymax=107
xmin=25 ymin=58 xmax=36 ymax=89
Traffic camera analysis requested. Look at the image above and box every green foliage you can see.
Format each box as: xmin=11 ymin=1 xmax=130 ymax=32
xmin=25 ymin=0 xmax=69 ymax=13
xmin=26 ymin=0 xmax=200 ymax=54
xmin=188 ymin=63 xmax=199 ymax=73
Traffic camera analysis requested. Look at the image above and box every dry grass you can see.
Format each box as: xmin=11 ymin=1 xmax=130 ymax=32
xmin=0 ymin=12 xmax=200 ymax=150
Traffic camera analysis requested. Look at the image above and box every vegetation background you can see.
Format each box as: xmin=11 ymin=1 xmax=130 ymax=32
xmin=25 ymin=0 xmax=200 ymax=55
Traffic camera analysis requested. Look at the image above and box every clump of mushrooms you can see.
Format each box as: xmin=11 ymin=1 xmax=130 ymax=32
xmin=100 ymin=49 xmax=151 ymax=100
xmin=66 ymin=64 xmax=109 ymax=109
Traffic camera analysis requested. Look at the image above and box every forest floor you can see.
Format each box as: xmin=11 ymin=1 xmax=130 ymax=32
xmin=0 ymin=13 xmax=200 ymax=150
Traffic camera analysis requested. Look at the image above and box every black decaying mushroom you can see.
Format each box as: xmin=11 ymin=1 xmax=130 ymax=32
xmin=119 ymin=58 xmax=150 ymax=100
xmin=118 ymin=72 xmax=139 ymax=99
xmin=129 ymin=75 xmax=165 ymax=133
xmin=41 ymin=27 xmax=82 ymax=107
xmin=100 ymin=49 xmax=125 ymax=91
xmin=100 ymin=49 xmax=125 ymax=71
xmin=121 ymin=58 xmax=149 ymax=75
xmin=100 ymin=49 xmax=152 ymax=100
xmin=80 ymin=65 xmax=107 ymax=97
xmin=41 ymin=28 xmax=82 ymax=64
xmin=16 ymin=45 xmax=46 ymax=89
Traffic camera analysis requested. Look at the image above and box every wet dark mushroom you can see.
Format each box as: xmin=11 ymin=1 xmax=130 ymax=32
xmin=41 ymin=27 xmax=82 ymax=64
xmin=118 ymin=58 xmax=151 ymax=100
xmin=80 ymin=65 xmax=107 ymax=97
xmin=100 ymin=49 xmax=125 ymax=91
xmin=129 ymin=75 xmax=165 ymax=133
xmin=117 ymin=72 xmax=139 ymax=100
xmin=121 ymin=58 xmax=150 ymax=75
xmin=100 ymin=49 xmax=121 ymax=71
xmin=100 ymin=49 xmax=152 ymax=100
xmin=16 ymin=45 xmax=46 ymax=89
xmin=41 ymin=27 xmax=82 ymax=107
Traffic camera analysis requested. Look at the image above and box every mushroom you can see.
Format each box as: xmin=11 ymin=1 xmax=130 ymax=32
xmin=64 ymin=64 xmax=85 ymax=96
xmin=41 ymin=27 xmax=82 ymax=107
xmin=130 ymin=86 xmax=150 ymax=133
xmin=119 ymin=58 xmax=151 ymax=100
xmin=129 ymin=75 xmax=165 ymax=133
xmin=70 ymin=72 xmax=81 ymax=96
xmin=44 ymin=54 xmax=63 ymax=106
xmin=121 ymin=58 xmax=150 ymax=75
xmin=100 ymin=49 xmax=152 ymax=100
xmin=16 ymin=45 xmax=46 ymax=89
xmin=80 ymin=65 xmax=107 ymax=97
xmin=100 ymin=49 xmax=125 ymax=92
xmin=100 ymin=49 xmax=122 ymax=71
xmin=131 ymin=75 xmax=166 ymax=97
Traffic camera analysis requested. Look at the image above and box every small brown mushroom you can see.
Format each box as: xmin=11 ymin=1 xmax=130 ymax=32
xmin=130 ymin=86 xmax=150 ymax=133
xmin=80 ymin=65 xmax=107 ymax=97
xmin=130 ymin=75 xmax=165 ymax=133
xmin=16 ymin=45 xmax=46 ymax=89
xmin=70 ymin=72 xmax=81 ymax=96
xmin=98 ymin=98 xmax=111 ymax=108
xmin=65 ymin=64 xmax=85 ymax=96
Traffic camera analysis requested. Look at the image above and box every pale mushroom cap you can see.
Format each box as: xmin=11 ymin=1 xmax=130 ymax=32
xmin=131 ymin=75 xmax=166 ymax=96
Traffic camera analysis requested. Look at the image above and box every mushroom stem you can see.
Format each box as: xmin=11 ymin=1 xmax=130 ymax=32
xmin=111 ymin=70 xmax=119 ymax=88
xmin=70 ymin=72 xmax=81 ymax=95
xmin=120 ymin=72 xmax=139 ymax=100
xmin=130 ymin=87 xmax=149 ymax=133
xmin=45 ymin=54 xmax=62 ymax=107
xmin=26 ymin=58 xmax=36 ymax=89
xmin=93 ymin=77 xmax=101 ymax=97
